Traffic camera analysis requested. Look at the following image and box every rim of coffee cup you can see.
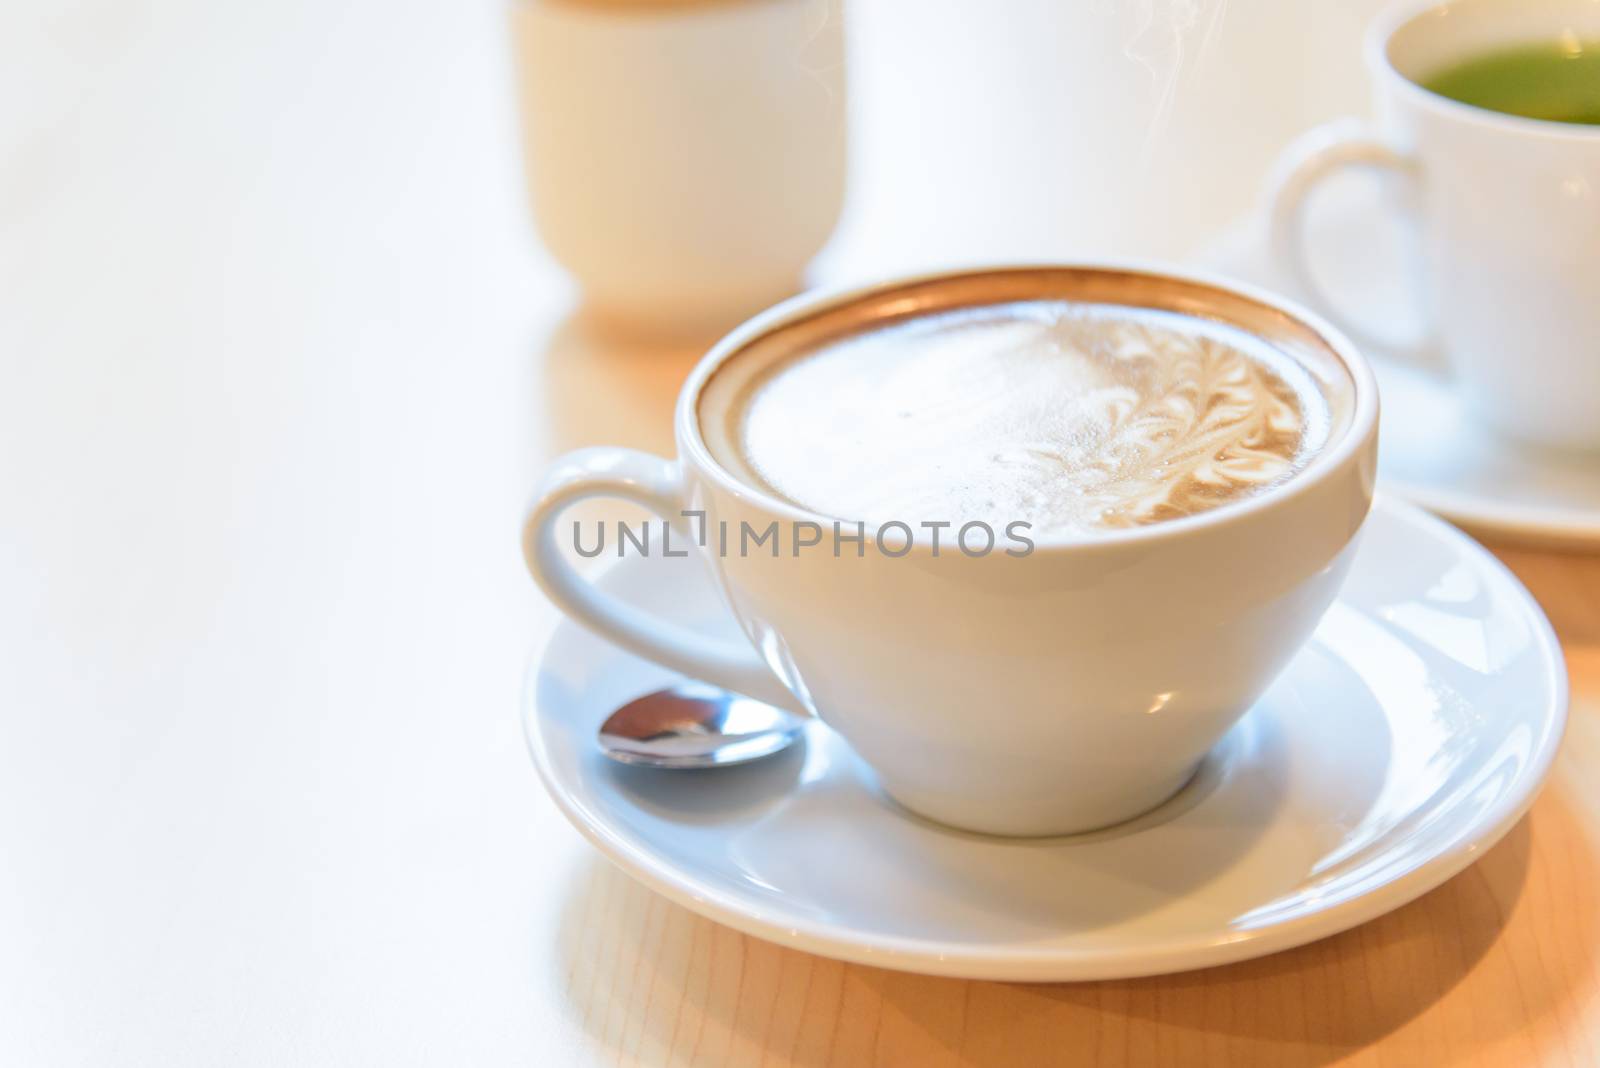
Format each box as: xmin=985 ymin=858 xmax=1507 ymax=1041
xmin=1369 ymin=0 xmax=1600 ymax=142
xmin=675 ymin=262 xmax=1380 ymax=554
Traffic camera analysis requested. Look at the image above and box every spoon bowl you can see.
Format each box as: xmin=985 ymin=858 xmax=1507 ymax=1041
xmin=598 ymin=682 xmax=808 ymax=768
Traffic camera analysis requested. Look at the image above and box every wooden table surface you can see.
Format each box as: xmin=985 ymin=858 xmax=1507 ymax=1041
xmin=5 ymin=1 xmax=1596 ymax=1065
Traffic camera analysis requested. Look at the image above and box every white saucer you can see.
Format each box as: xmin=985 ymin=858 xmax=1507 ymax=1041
xmin=525 ymin=498 xmax=1566 ymax=981
xmin=1198 ymin=182 xmax=1600 ymax=549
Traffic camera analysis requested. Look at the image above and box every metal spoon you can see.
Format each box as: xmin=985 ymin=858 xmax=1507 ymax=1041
xmin=598 ymin=682 xmax=807 ymax=768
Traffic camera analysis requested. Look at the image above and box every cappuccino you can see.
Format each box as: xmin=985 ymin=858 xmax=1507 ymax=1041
xmin=703 ymin=301 xmax=1335 ymax=536
xmin=528 ymin=266 xmax=1377 ymax=834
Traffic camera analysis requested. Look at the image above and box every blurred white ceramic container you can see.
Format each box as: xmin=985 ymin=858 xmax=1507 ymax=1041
xmin=512 ymin=0 xmax=846 ymax=335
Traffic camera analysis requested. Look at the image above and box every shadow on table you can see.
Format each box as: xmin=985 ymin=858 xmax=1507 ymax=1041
xmin=532 ymin=310 xmax=718 ymax=461
xmin=547 ymin=799 xmax=1594 ymax=1067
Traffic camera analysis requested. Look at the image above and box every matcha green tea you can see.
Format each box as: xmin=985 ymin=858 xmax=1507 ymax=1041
xmin=1422 ymin=39 xmax=1600 ymax=125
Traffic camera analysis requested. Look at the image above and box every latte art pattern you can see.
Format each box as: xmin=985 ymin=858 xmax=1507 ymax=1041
xmin=1027 ymin=315 xmax=1311 ymax=527
xmin=730 ymin=303 xmax=1331 ymax=536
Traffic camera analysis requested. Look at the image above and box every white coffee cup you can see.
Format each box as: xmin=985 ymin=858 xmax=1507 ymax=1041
xmin=1267 ymin=0 xmax=1600 ymax=452
xmin=523 ymin=266 xmax=1378 ymax=836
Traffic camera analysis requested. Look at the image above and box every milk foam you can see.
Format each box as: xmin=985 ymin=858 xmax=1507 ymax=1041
xmin=719 ymin=302 xmax=1331 ymax=536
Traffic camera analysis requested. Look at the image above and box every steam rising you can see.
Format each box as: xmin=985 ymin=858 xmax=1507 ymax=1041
xmin=1110 ymin=0 xmax=1231 ymax=157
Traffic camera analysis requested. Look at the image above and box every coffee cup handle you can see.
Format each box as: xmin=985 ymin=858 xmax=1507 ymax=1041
xmin=1266 ymin=118 xmax=1435 ymax=366
xmin=522 ymin=446 xmax=804 ymax=713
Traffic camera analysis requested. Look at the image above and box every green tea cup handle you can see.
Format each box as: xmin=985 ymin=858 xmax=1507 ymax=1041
xmin=1266 ymin=118 xmax=1437 ymax=369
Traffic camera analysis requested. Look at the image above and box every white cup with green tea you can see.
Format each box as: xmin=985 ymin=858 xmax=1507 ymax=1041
xmin=1267 ymin=0 xmax=1600 ymax=453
